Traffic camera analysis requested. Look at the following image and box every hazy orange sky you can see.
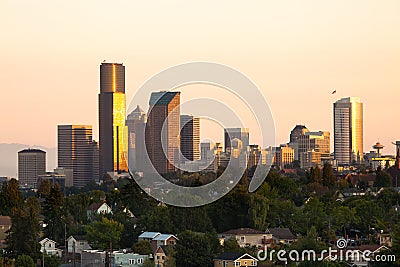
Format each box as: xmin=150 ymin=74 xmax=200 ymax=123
xmin=1 ymin=0 xmax=399 ymax=154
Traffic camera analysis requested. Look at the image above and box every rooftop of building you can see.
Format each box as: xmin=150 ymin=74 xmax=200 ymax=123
xmin=18 ymin=148 xmax=46 ymax=154
xmin=149 ymin=91 xmax=180 ymax=106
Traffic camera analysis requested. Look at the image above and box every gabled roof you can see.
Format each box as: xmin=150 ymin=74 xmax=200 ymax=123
xmin=68 ymin=235 xmax=88 ymax=242
xmin=87 ymin=202 xmax=109 ymax=211
xmin=221 ymin=228 xmax=265 ymax=235
xmin=153 ymin=234 xmax=177 ymax=241
xmin=267 ymin=228 xmax=296 ymax=240
xmin=215 ymin=252 xmax=258 ymax=261
xmin=155 ymin=245 xmax=174 ymax=256
xmin=139 ymin=232 xmax=161 ymax=239
xmin=0 ymin=216 xmax=11 ymax=226
xmin=39 ymin=237 xmax=56 ymax=245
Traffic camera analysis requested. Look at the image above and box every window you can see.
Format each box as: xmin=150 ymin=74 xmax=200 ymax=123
xmin=240 ymin=236 xmax=245 ymax=242
xmin=137 ymin=258 xmax=143 ymax=264
xmin=235 ymin=262 xmax=240 ymax=266
xmin=251 ymin=261 xmax=257 ymax=266
xmin=129 ymin=259 xmax=136 ymax=265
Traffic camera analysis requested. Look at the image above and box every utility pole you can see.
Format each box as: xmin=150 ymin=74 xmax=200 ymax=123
xmin=72 ymin=241 xmax=76 ymax=267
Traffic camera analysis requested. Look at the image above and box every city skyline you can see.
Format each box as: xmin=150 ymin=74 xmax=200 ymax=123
xmin=1 ymin=1 xmax=400 ymax=155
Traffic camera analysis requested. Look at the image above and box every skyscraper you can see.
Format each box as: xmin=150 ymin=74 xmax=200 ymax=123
xmin=298 ymin=131 xmax=330 ymax=168
xmin=145 ymin=91 xmax=180 ymax=174
xmin=18 ymin=148 xmax=46 ymax=188
xmin=98 ymin=62 xmax=128 ymax=175
xmin=126 ymin=105 xmax=147 ymax=172
xmin=224 ymin=128 xmax=249 ymax=152
xmin=180 ymin=115 xmax=200 ymax=162
xmin=58 ymin=125 xmax=98 ymax=188
xmin=334 ymin=97 xmax=363 ymax=165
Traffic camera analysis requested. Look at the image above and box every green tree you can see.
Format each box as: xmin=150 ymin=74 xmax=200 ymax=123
xmin=223 ymin=237 xmax=241 ymax=253
xmin=142 ymin=258 xmax=154 ymax=267
xmin=0 ymin=179 xmax=23 ymax=216
xmin=43 ymin=254 xmax=61 ymax=267
xmin=37 ymin=179 xmax=51 ymax=198
xmin=164 ymin=245 xmax=177 ymax=267
xmin=14 ymin=254 xmax=35 ymax=267
xmin=86 ymin=217 xmax=124 ymax=249
xmin=248 ymin=193 xmax=268 ymax=231
xmin=309 ymin=167 xmax=322 ymax=184
xmin=6 ymin=197 xmax=41 ymax=259
xmin=176 ymin=230 xmax=220 ymax=267
xmin=138 ymin=206 xmax=174 ymax=233
xmin=43 ymin=183 xmax=64 ymax=243
xmin=322 ymin=162 xmax=336 ymax=188
xmin=375 ymin=168 xmax=393 ymax=188
xmin=132 ymin=240 xmax=152 ymax=255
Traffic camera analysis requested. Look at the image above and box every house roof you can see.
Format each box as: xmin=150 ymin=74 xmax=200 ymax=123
xmin=215 ymin=252 xmax=244 ymax=261
xmin=215 ymin=252 xmax=258 ymax=261
xmin=156 ymin=245 xmax=174 ymax=256
xmin=39 ymin=237 xmax=55 ymax=245
xmin=68 ymin=235 xmax=87 ymax=242
xmin=267 ymin=228 xmax=296 ymax=240
xmin=0 ymin=216 xmax=11 ymax=226
xmin=139 ymin=232 xmax=161 ymax=239
xmin=153 ymin=234 xmax=177 ymax=241
xmin=87 ymin=202 xmax=109 ymax=211
xmin=221 ymin=228 xmax=265 ymax=235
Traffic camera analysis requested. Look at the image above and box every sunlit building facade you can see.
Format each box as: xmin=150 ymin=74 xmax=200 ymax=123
xmin=99 ymin=62 xmax=128 ymax=175
xmin=334 ymin=97 xmax=363 ymax=165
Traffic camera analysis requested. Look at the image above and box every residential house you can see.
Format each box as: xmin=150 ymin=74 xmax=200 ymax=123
xmin=87 ymin=202 xmax=112 ymax=219
xmin=0 ymin=216 xmax=11 ymax=248
xmin=378 ymin=233 xmax=392 ymax=247
xmin=152 ymin=234 xmax=178 ymax=249
xmin=39 ymin=238 xmax=62 ymax=257
xmin=267 ymin=228 xmax=296 ymax=245
xmin=67 ymin=235 xmax=92 ymax=254
xmin=324 ymin=245 xmax=389 ymax=267
xmin=214 ymin=252 xmax=258 ymax=267
xmin=219 ymin=228 xmax=272 ymax=248
xmin=113 ymin=251 xmax=149 ymax=267
xmin=153 ymin=245 xmax=173 ymax=267
xmin=81 ymin=250 xmax=149 ymax=267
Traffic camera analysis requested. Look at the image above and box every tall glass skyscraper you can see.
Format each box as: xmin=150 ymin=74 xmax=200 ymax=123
xmin=145 ymin=91 xmax=180 ymax=174
xmin=334 ymin=97 xmax=363 ymax=165
xmin=99 ymin=62 xmax=128 ymax=175
xmin=58 ymin=125 xmax=97 ymax=187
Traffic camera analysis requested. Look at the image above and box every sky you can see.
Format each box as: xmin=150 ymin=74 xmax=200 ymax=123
xmin=1 ymin=0 xmax=399 ymax=155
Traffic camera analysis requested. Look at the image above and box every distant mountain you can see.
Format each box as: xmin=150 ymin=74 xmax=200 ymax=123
xmin=0 ymin=143 xmax=56 ymax=178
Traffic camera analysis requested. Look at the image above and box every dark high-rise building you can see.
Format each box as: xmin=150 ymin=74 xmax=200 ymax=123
xmin=290 ymin=125 xmax=309 ymax=143
xmin=180 ymin=115 xmax=200 ymax=162
xmin=58 ymin=125 xmax=98 ymax=188
xmin=126 ymin=105 xmax=147 ymax=172
xmin=224 ymin=128 xmax=249 ymax=152
xmin=99 ymin=62 xmax=128 ymax=175
xmin=334 ymin=97 xmax=363 ymax=165
xmin=145 ymin=91 xmax=180 ymax=174
xmin=18 ymin=148 xmax=46 ymax=188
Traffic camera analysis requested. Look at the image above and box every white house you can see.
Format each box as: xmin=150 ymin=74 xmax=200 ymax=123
xmin=67 ymin=235 xmax=92 ymax=254
xmin=86 ymin=202 xmax=112 ymax=218
xmin=39 ymin=238 xmax=62 ymax=257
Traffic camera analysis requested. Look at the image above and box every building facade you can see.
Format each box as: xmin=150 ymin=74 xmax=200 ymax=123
xmin=145 ymin=91 xmax=181 ymax=174
xmin=58 ymin=125 xmax=98 ymax=187
xmin=180 ymin=115 xmax=200 ymax=163
xmin=126 ymin=105 xmax=147 ymax=172
xmin=99 ymin=62 xmax=128 ymax=175
xmin=18 ymin=148 xmax=46 ymax=188
xmin=224 ymin=128 xmax=249 ymax=152
xmin=298 ymin=131 xmax=330 ymax=168
xmin=334 ymin=97 xmax=363 ymax=165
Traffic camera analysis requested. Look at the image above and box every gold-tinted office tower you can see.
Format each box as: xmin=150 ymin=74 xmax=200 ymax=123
xmin=146 ymin=91 xmax=181 ymax=174
xmin=99 ymin=63 xmax=128 ymax=175
xmin=334 ymin=97 xmax=363 ymax=165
